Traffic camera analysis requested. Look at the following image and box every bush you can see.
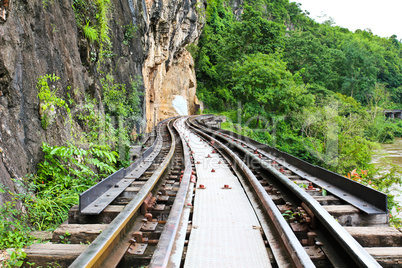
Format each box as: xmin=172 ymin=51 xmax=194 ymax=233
xmin=0 ymin=142 xmax=119 ymax=245
xmin=0 ymin=185 xmax=34 ymax=250
xmin=393 ymin=121 xmax=402 ymax=137
xmin=37 ymin=74 xmax=71 ymax=129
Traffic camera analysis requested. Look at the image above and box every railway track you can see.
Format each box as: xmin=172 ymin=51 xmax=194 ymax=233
xmin=23 ymin=116 xmax=402 ymax=267
xmin=189 ymin=115 xmax=402 ymax=267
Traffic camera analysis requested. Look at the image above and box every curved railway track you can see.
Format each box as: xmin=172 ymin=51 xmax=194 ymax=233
xmin=23 ymin=116 xmax=402 ymax=268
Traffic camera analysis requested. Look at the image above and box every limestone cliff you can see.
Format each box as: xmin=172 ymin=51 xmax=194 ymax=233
xmin=0 ymin=0 xmax=204 ymax=203
xmin=142 ymin=0 xmax=204 ymax=131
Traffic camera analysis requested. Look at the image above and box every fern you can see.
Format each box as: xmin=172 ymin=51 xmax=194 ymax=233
xmin=83 ymin=20 xmax=99 ymax=43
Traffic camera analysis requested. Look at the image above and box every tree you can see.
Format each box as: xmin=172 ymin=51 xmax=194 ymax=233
xmin=341 ymin=40 xmax=379 ymax=102
xmin=226 ymin=5 xmax=285 ymax=59
xmin=367 ymin=83 xmax=389 ymax=123
xmin=283 ymin=31 xmax=343 ymax=91
xmin=295 ymin=94 xmax=377 ymax=173
xmin=231 ymin=53 xmax=314 ymax=121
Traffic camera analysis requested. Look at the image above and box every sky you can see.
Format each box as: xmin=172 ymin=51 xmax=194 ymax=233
xmin=292 ymin=0 xmax=402 ymax=39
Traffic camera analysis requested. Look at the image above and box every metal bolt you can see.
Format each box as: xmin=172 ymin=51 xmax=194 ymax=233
xmin=132 ymin=231 xmax=144 ymax=243
xmin=145 ymin=213 xmax=153 ymax=221
xmin=307 ymin=182 xmax=315 ymax=190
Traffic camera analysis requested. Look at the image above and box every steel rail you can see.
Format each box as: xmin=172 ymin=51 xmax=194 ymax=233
xmin=190 ymin=118 xmax=382 ymax=268
xmin=198 ymin=117 xmax=387 ymax=214
xmin=79 ymin=122 xmax=164 ymax=215
xmin=69 ymin=119 xmax=177 ymax=268
xmin=148 ymin=117 xmax=193 ymax=268
xmin=187 ymin=118 xmax=315 ymax=268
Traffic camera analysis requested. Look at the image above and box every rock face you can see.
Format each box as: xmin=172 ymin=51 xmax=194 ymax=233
xmin=229 ymin=0 xmax=244 ymax=19
xmin=142 ymin=0 xmax=204 ymax=131
xmin=0 ymin=0 xmax=89 ymax=203
xmin=0 ymin=0 xmax=204 ymax=203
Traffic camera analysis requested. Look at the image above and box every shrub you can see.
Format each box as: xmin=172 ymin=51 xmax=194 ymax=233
xmin=122 ymin=22 xmax=137 ymax=45
xmin=37 ymin=74 xmax=71 ymax=129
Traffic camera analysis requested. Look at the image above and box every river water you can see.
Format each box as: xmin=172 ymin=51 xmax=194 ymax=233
xmin=372 ymin=138 xmax=402 ymax=218
xmin=375 ymin=138 xmax=402 ymax=167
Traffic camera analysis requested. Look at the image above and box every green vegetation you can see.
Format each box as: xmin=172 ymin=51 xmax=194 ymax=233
xmin=195 ymin=0 xmax=402 ymax=226
xmin=83 ymin=20 xmax=99 ymax=43
xmin=0 ymin=141 xmax=118 ymax=251
xmin=59 ymin=231 xmax=71 ymax=244
xmin=232 ymin=53 xmax=314 ymax=117
xmin=196 ymin=0 xmax=402 ymax=164
xmin=2 ymin=2 xmax=402 ymax=263
xmin=282 ymin=210 xmax=296 ymax=222
xmin=0 ymin=1 xmax=144 ymax=264
xmin=122 ymin=22 xmax=138 ymax=45
xmin=2 ymin=248 xmax=27 ymax=267
xmin=0 ymin=71 xmax=143 ymax=253
xmin=101 ymin=73 xmax=143 ymax=164
xmin=72 ymin=0 xmax=112 ymax=58
xmin=42 ymin=0 xmax=53 ymax=9
xmin=37 ymin=74 xmax=71 ymax=129
xmin=0 ymin=186 xmax=34 ymax=250
xmin=97 ymin=0 xmax=111 ymax=53
xmin=345 ymin=167 xmax=402 ymax=227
